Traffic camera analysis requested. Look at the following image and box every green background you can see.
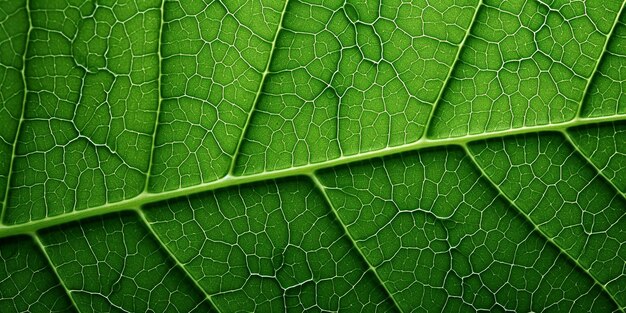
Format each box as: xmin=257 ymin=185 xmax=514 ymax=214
xmin=0 ymin=0 xmax=625 ymax=311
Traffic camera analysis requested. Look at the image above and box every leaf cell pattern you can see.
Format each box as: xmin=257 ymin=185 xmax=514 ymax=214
xmin=0 ymin=0 xmax=625 ymax=312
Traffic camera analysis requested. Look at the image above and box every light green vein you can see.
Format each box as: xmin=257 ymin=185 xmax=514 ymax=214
xmin=227 ymin=0 xmax=290 ymax=175
xmin=461 ymin=143 xmax=624 ymax=312
xmin=31 ymin=233 xmax=80 ymax=313
xmin=423 ymin=0 xmax=483 ymax=134
xmin=562 ymin=128 xmax=626 ymax=198
xmin=0 ymin=114 xmax=624 ymax=238
xmin=136 ymin=208 xmax=222 ymax=313
xmin=576 ymin=3 xmax=625 ymax=117
xmin=0 ymin=0 xmax=31 ymax=224
xmin=309 ymin=173 xmax=403 ymax=313
xmin=145 ymin=0 xmax=166 ymax=189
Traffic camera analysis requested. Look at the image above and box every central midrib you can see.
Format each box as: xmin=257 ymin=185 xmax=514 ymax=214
xmin=0 ymin=113 xmax=623 ymax=238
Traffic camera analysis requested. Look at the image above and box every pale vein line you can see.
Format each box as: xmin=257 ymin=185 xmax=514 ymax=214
xmin=135 ymin=208 xmax=222 ymax=313
xmin=561 ymin=128 xmax=626 ymax=198
xmin=562 ymin=0 xmax=626 ymax=201
xmin=31 ymin=233 xmax=82 ymax=312
xmin=576 ymin=4 xmax=625 ymax=117
xmin=309 ymin=174 xmax=403 ymax=313
xmin=461 ymin=144 xmax=624 ymax=311
xmin=227 ymin=0 xmax=290 ymax=175
xmin=144 ymin=0 xmax=166 ymax=191
xmin=1 ymin=2 xmax=624 ymax=312
xmin=0 ymin=114 xmax=624 ymax=238
xmin=1 ymin=0 xmax=32 ymax=224
xmin=422 ymin=0 xmax=483 ymax=135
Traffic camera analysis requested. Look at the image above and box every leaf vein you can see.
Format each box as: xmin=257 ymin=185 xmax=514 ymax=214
xmin=309 ymin=173 xmax=403 ymax=313
xmin=461 ymin=143 xmax=624 ymax=311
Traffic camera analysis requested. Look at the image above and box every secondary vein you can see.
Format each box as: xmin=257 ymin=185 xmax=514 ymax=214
xmin=227 ymin=0 xmax=290 ymax=175
xmin=0 ymin=0 xmax=32 ymax=224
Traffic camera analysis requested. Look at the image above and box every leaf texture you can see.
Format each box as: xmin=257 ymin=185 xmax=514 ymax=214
xmin=0 ymin=0 xmax=625 ymax=312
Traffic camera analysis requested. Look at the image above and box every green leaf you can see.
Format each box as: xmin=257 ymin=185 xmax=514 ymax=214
xmin=0 ymin=0 xmax=625 ymax=312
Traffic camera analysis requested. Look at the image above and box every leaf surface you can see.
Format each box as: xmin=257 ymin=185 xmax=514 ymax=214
xmin=0 ymin=0 xmax=625 ymax=311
